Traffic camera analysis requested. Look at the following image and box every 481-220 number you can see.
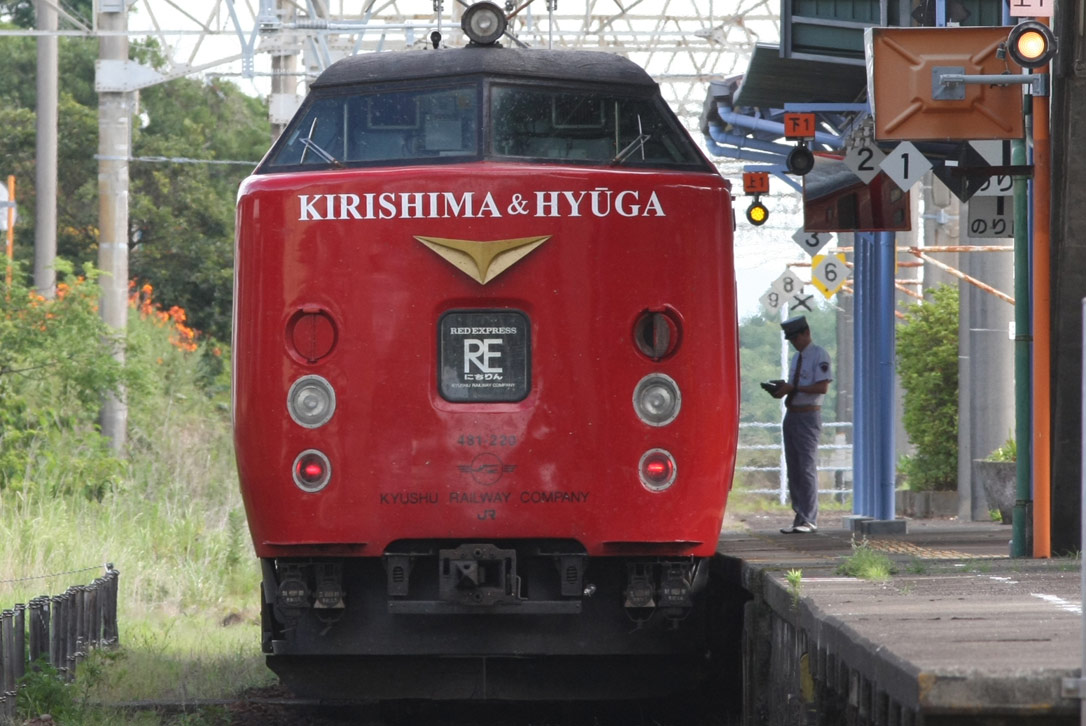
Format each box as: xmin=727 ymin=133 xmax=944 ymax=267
xmin=458 ymin=434 xmax=517 ymax=447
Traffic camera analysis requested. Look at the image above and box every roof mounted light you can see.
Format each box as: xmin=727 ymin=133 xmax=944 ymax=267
xmin=462 ymin=2 xmax=507 ymax=46
xmin=1007 ymin=20 xmax=1057 ymax=69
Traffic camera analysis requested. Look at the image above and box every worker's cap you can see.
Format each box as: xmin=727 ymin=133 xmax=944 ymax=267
xmin=781 ymin=316 xmax=809 ymax=339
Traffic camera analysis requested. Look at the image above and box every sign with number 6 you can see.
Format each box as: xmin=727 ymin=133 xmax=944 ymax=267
xmin=811 ymin=253 xmax=850 ymax=298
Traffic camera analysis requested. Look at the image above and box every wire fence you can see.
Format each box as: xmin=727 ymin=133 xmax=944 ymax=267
xmin=735 ymin=421 xmax=854 ymax=504
xmin=0 ymin=565 xmax=120 ymax=721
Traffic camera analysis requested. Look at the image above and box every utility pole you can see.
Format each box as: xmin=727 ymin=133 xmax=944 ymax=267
xmin=35 ymin=0 xmax=58 ymax=299
xmin=269 ymin=0 xmax=299 ymax=141
xmin=97 ymin=0 xmax=131 ymax=453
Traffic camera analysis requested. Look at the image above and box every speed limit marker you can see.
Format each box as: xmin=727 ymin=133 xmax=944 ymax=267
xmin=792 ymin=229 xmax=833 ymax=257
xmin=760 ymin=287 xmax=786 ymax=316
xmin=811 ymin=253 xmax=849 ymax=299
xmin=770 ymin=268 xmax=805 ymax=298
xmin=844 ymin=142 xmax=885 ymax=185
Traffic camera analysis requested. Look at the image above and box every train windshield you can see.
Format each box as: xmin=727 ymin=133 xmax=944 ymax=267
xmin=263 ymin=79 xmax=704 ymax=171
xmin=268 ymin=84 xmax=480 ymax=168
xmin=489 ymin=85 xmax=702 ymax=167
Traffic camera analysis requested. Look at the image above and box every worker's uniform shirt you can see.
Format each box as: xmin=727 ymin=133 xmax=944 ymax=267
xmin=787 ymin=344 xmax=833 ymax=408
xmin=783 ymin=343 xmax=833 ymax=527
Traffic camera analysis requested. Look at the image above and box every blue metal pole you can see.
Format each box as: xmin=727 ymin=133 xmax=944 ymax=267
xmin=863 ymin=232 xmax=878 ymax=517
xmin=853 ymin=232 xmax=870 ymax=516
xmin=876 ymin=231 xmax=897 ymax=521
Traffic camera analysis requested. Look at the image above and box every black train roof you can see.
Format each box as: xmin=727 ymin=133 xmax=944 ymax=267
xmin=311 ymin=46 xmax=658 ymax=90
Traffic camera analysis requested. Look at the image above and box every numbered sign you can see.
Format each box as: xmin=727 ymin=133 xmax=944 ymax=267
xmin=1009 ymin=0 xmax=1052 ymax=17
xmin=770 ymin=269 xmax=805 ymax=299
xmin=743 ymin=171 xmax=770 ymax=195
xmin=792 ymin=229 xmax=833 ymax=257
xmin=783 ymin=112 xmax=816 ymax=139
xmin=967 ymin=196 xmax=1014 ymax=238
xmin=760 ymin=287 xmax=786 ymax=316
xmin=879 ymin=141 xmax=931 ymax=192
xmin=811 ymin=253 xmax=850 ymax=299
xmin=788 ymin=291 xmax=816 ymax=313
xmin=844 ymin=143 xmax=886 ymax=185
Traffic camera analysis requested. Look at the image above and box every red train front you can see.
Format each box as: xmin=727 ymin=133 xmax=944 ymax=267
xmin=234 ymin=6 xmax=738 ymax=700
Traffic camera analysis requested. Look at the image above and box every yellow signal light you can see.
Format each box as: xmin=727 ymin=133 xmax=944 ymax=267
xmin=746 ymin=200 xmax=769 ymax=226
xmin=1008 ymin=20 xmax=1056 ymax=69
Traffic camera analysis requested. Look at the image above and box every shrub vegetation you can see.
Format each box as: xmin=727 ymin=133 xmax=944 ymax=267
xmin=896 ymin=284 xmax=959 ymax=491
xmin=1 ymin=263 xmax=271 ymax=724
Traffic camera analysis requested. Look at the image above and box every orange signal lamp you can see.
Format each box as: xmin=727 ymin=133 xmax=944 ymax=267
xmin=746 ymin=199 xmax=769 ymax=226
xmin=1008 ymin=20 xmax=1056 ymax=69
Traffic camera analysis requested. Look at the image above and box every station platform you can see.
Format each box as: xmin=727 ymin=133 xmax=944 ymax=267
xmin=716 ymin=510 xmax=1082 ymax=725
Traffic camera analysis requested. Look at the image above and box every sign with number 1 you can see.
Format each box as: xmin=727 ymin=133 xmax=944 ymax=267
xmin=879 ymin=141 xmax=931 ymax=192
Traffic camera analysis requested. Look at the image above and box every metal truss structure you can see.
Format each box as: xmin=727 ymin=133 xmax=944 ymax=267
xmin=5 ymin=1 xmax=777 ymax=124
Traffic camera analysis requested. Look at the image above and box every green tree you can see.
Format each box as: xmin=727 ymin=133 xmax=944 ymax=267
xmin=896 ymin=284 xmax=959 ymax=490
xmin=0 ymin=0 xmax=93 ymax=30
xmin=739 ymin=304 xmax=838 ymax=423
xmin=0 ymin=32 xmax=269 ymax=342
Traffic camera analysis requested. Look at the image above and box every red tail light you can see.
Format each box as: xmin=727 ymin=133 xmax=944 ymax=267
xmin=639 ymin=448 xmax=677 ymax=492
xmin=293 ymin=449 xmax=332 ymax=492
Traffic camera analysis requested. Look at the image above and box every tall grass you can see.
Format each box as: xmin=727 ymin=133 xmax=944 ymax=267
xmin=0 ymin=273 xmax=273 ymax=719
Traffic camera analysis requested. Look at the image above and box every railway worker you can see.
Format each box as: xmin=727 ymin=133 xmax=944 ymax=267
xmin=769 ymin=315 xmax=832 ymax=534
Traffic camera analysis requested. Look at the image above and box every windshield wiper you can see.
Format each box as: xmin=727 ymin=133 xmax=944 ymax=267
xmin=298 ymin=117 xmax=344 ymax=168
xmin=611 ymin=134 xmax=651 ymax=165
xmin=300 ymin=137 xmax=344 ymax=168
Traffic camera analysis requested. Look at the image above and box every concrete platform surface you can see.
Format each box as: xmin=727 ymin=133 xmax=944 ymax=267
xmin=716 ymin=515 xmax=1083 ymax=724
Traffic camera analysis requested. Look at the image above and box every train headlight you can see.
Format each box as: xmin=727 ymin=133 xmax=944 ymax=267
xmin=293 ymin=449 xmax=332 ymax=492
xmin=633 ymin=373 xmax=681 ymax=427
xmin=462 ymin=2 xmax=507 ymax=45
xmin=287 ymin=375 xmax=336 ymax=428
xmin=639 ymin=449 xmax=677 ymax=492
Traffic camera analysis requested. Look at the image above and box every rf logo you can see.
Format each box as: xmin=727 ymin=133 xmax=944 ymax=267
xmin=464 ymin=338 xmax=504 ymax=379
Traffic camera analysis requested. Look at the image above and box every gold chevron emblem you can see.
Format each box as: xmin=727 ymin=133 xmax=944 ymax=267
xmin=415 ymin=235 xmax=551 ymax=285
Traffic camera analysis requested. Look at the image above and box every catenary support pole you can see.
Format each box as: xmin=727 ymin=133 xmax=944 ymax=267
xmin=34 ymin=0 xmax=58 ymax=299
xmin=97 ymin=2 xmax=131 ymax=453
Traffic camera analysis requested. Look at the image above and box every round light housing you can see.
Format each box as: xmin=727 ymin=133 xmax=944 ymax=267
xmin=293 ymin=449 xmax=332 ymax=492
xmin=461 ymin=2 xmax=507 ymax=45
xmin=786 ymin=142 xmax=815 ymax=176
xmin=633 ymin=373 xmax=682 ymax=427
xmin=1008 ymin=20 xmax=1056 ymax=69
xmin=746 ymin=200 xmax=768 ymax=226
xmin=287 ymin=375 xmax=336 ymax=429
xmin=639 ymin=448 xmax=677 ymax=492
